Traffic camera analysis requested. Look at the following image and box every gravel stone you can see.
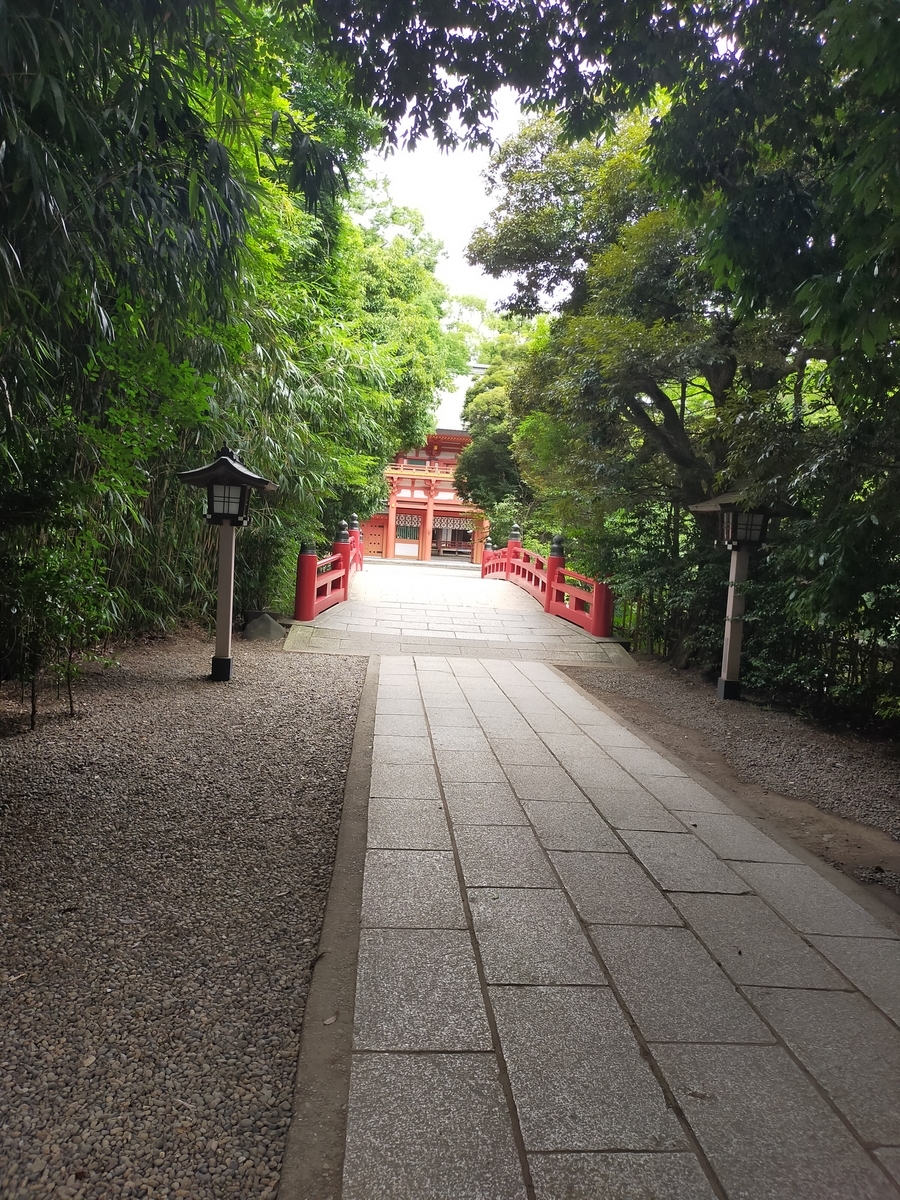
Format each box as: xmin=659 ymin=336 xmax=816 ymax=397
xmin=0 ymin=631 xmax=365 ymax=1199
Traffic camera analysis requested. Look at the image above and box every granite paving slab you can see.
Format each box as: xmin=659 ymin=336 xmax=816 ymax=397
xmin=527 ymin=1152 xmax=718 ymax=1200
xmin=523 ymin=801 xmax=624 ymax=852
xmin=489 ymin=986 xmax=687 ymax=1152
xmin=582 ymin=784 xmax=687 ymax=833
xmin=653 ymin=1044 xmax=898 ymax=1200
xmin=591 ymin=925 xmax=772 ymax=1043
xmin=686 ymin=812 xmax=799 ymax=864
xmin=361 ymin=849 xmax=466 ymax=929
xmin=733 ymin=862 xmax=898 ymax=937
xmin=369 ymin=762 xmax=441 ymax=800
xmin=620 ymin=830 xmax=748 ymax=894
xmin=443 ymin=783 xmax=527 ymax=826
xmin=638 ymin=776 xmax=732 ymax=813
xmin=746 ymin=987 xmax=900 ymax=1143
xmin=342 ymin=1054 xmax=528 ymax=1200
xmin=503 ymin=765 xmax=587 ymax=803
xmin=469 ymin=888 xmax=606 ymax=985
xmin=367 ymin=798 xmax=451 ymax=851
xmin=455 ymin=825 xmax=558 ymax=888
xmin=550 ymin=851 xmax=683 ymax=925
xmin=673 ymin=892 xmax=848 ymax=989
xmin=808 ymin=935 xmax=900 ymax=1023
xmin=371 ymin=734 xmax=434 ymax=765
xmin=354 ymin=929 xmax=491 ymax=1051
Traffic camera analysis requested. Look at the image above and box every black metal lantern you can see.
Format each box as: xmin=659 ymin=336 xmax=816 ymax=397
xmin=719 ymin=505 xmax=769 ymax=550
xmin=177 ymin=445 xmax=276 ymax=526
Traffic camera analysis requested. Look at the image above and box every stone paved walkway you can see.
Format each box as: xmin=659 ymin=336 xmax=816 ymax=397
xmin=285 ymin=562 xmax=900 ymax=1199
xmin=285 ymin=561 xmax=631 ymax=665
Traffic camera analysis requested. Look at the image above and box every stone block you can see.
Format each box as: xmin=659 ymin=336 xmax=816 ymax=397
xmin=583 ymin=785 xmax=686 ymax=833
xmin=342 ymin=1054 xmax=527 ymax=1200
xmin=372 ymin=735 xmax=434 ymax=765
xmin=674 ymin=893 xmax=846 ymax=988
xmin=808 ymin=935 xmax=900 ymax=1023
xmin=242 ymin=613 xmax=285 ymax=640
xmin=455 ymin=825 xmax=557 ymax=887
xmin=444 ymin=783 xmax=527 ymax=826
xmin=686 ymin=812 xmax=798 ymax=863
xmin=374 ymin=713 xmax=429 ymax=737
xmin=430 ymin=728 xmax=492 ymax=753
xmin=435 ymin=751 xmax=507 ymax=783
xmin=732 ymin=863 xmax=898 ymax=937
xmin=550 ymin=851 xmax=682 ymax=926
xmin=527 ymin=1152 xmax=717 ymax=1200
xmin=469 ymin=888 xmax=605 ymax=984
xmin=504 ymin=765 xmax=587 ymax=803
xmin=637 ymin=775 xmax=742 ymax=813
xmin=605 ymin=746 xmax=686 ymax=777
xmin=747 ymin=987 xmax=900 ymax=1144
xmin=354 ymin=929 xmax=491 ymax=1051
xmin=653 ymin=1044 xmax=896 ymax=1200
xmin=367 ymin=798 xmax=451 ymax=851
xmin=490 ymin=738 xmax=558 ymax=767
xmin=591 ymin=925 xmax=771 ymax=1043
xmin=369 ymin=762 xmax=441 ymax=800
xmin=619 ymin=831 xmax=747 ymax=893
xmin=524 ymin=802 xmax=623 ymax=852
xmin=361 ymin=850 xmax=465 ymax=928
xmin=489 ymin=986 xmax=686 ymax=1152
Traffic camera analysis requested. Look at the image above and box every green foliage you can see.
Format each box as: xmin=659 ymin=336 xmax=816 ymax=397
xmin=0 ymin=9 xmax=464 ymax=710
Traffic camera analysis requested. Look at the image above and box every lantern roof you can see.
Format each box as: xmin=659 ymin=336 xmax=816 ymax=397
xmin=176 ymin=445 xmax=277 ymax=492
xmin=689 ymin=487 xmax=794 ymax=516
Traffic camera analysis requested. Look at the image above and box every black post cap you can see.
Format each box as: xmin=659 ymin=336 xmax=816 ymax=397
xmin=550 ymin=533 xmax=565 ymax=555
xmin=510 ymin=524 xmax=522 ymax=540
xmin=349 ymin=513 xmax=360 ymax=530
xmin=299 ymin=541 xmax=318 ymax=556
xmin=335 ymin=520 xmax=350 ymax=543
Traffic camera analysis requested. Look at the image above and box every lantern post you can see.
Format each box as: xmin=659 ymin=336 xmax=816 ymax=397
xmin=177 ymin=445 xmax=277 ymax=681
xmin=690 ymin=495 xmax=770 ymax=701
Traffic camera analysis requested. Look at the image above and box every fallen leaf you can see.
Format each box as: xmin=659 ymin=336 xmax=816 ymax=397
xmin=82 ymin=1055 xmax=96 ymax=1067
xmin=323 ymin=1014 xmax=337 ymax=1026
xmin=8 ymin=973 xmax=25 ymax=982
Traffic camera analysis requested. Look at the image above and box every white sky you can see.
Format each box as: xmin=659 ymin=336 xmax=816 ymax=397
xmin=367 ymin=91 xmax=524 ymax=428
xmin=367 ymin=89 xmax=524 ymax=308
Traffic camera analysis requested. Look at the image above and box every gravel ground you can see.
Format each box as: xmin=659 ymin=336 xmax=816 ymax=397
xmin=0 ymin=632 xmax=366 ymax=1199
xmin=566 ymin=660 xmax=900 ymax=896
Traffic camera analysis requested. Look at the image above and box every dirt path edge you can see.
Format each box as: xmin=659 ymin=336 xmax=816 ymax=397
xmin=278 ymin=655 xmax=379 ymax=1200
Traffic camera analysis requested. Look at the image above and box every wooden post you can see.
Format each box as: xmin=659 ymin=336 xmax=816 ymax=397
xmin=544 ymin=534 xmax=565 ymax=613
xmin=294 ymin=544 xmax=319 ymax=622
xmin=718 ymin=546 xmax=750 ymax=699
xmin=211 ymin=522 xmax=236 ymax=681
xmin=384 ymin=481 xmax=398 ymax=559
xmin=506 ymin=524 xmax=521 ymax=582
xmin=420 ymin=480 xmax=436 ymax=560
xmin=589 ymin=582 xmax=613 ymax=637
xmin=333 ymin=522 xmax=352 ymax=602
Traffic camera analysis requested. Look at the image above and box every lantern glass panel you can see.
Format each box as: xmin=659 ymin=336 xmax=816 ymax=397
xmin=211 ymin=484 xmax=244 ymax=516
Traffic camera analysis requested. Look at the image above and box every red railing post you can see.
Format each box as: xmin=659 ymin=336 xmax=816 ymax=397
xmin=590 ymin=582 xmax=614 ymax=637
xmin=544 ymin=534 xmax=565 ymax=613
xmin=294 ymin=543 xmax=319 ymax=621
xmin=506 ymin=523 xmax=521 ymax=582
xmin=348 ymin=513 xmax=363 ymax=571
xmin=333 ymin=521 xmax=352 ymax=601
xmin=481 ymin=538 xmax=494 ymax=578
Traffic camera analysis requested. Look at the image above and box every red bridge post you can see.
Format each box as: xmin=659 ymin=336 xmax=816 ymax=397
xmin=294 ymin=543 xmax=319 ymax=621
xmin=544 ymin=534 xmax=565 ymax=613
xmin=590 ymin=582 xmax=613 ymax=637
xmin=333 ymin=521 xmax=352 ymax=602
xmin=506 ymin=523 xmax=521 ymax=582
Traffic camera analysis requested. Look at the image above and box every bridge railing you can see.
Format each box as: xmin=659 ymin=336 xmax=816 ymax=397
xmin=482 ymin=528 xmax=613 ymax=638
xmin=293 ymin=517 xmax=364 ymax=622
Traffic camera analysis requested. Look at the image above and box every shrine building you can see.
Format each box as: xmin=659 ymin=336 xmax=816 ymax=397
xmin=359 ymin=429 xmax=488 ymax=564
